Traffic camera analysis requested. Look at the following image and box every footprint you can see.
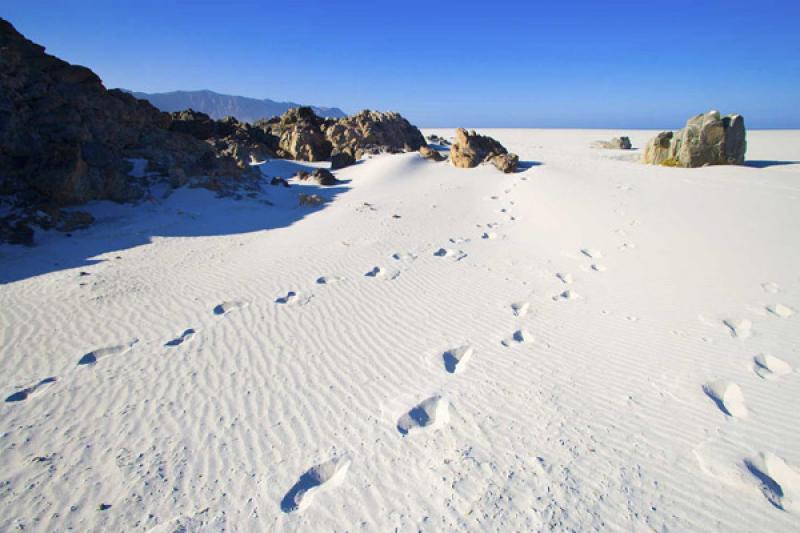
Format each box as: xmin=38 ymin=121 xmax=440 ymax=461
xmin=502 ymin=329 xmax=534 ymax=346
xmin=280 ymin=456 xmax=351 ymax=513
xmin=766 ymin=304 xmax=794 ymax=318
xmin=443 ymin=346 xmax=473 ymax=374
xmin=316 ymin=276 xmax=343 ymax=285
xmin=591 ymin=264 xmax=607 ymax=272
xmin=5 ymin=377 xmax=57 ymax=403
xmin=433 ymin=248 xmax=467 ymax=261
xmin=552 ymin=289 xmax=580 ymax=302
xmin=723 ymin=319 xmax=752 ymax=339
xmin=275 ymin=291 xmax=298 ymax=304
xmin=165 ymin=329 xmax=196 ymax=347
xmin=555 ymin=272 xmax=573 ymax=284
xmin=78 ymin=340 xmax=138 ymax=366
xmin=213 ymin=300 xmax=247 ymax=316
xmin=448 ymin=237 xmax=471 ymax=244
xmin=745 ymin=452 xmax=800 ymax=511
xmin=397 ymin=395 xmax=449 ymax=435
xmin=703 ymin=380 xmax=747 ymax=417
xmin=365 ymin=266 xmax=384 ymax=278
xmin=581 ymin=248 xmax=602 ymax=259
xmin=753 ymin=353 xmax=793 ymax=379
xmin=481 ymin=232 xmax=497 ymax=240
xmin=511 ymin=301 xmax=530 ymax=317
xmin=391 ymin=252 xmax=417 ymax=262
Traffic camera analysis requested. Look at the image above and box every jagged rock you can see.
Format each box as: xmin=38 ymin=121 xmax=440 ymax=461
xmin=257 ymin=107 xmax=332 ymax=161
xmin=642 ymin=110 xmax=746 ymax=167
xmin=0 ymin=17 xmax=251 ymax=220
xmin=593 ymin=137 xmax=632 ymax=150
xmin=490 ymin=153 xmax=519 ymax=173
xmin=330 ymin=151 xmax=356 ymax=170
xmin=419 ymin=146 xmax=445 ymax=162
xmin=324 ymin=110 xmax=426 ymax=159
xmin=170 ymin=112 xmax=277 ymax=168
xmin=450 ymin=128 xmax=518 ymax=172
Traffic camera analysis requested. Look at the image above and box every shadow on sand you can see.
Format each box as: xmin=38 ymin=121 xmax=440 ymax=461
xmin=744 ymin=160 xmax=799 ymax=169
xmin=517 ymin=160 xmax=542 ymax=172
xmin=0 ymin=160 xmax=349 ymax=284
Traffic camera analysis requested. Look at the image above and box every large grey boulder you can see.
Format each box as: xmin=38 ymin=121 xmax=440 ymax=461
xmin=450 ymin=128 xmax=519 ymax=172
xmin=642 ymin=110 xmax=746 ymax=167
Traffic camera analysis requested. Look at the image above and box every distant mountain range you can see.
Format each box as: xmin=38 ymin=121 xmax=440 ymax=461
xmin=124 ymin=89 xmax=347 ymax=122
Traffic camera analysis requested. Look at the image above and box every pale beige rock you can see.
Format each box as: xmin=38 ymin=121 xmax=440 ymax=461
xmin=642 ymin=111 xmax=746 ymax=167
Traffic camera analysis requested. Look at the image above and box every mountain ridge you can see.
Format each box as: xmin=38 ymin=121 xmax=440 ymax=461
xmin=124 ymin=89 xmax=347 ymax=122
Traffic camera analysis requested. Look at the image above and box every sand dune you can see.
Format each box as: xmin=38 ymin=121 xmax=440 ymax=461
xmin=1 ymin=130 xmax=799 ymax=531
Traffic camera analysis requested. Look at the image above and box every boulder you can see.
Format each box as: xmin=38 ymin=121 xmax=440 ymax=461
xmin=642 ymin=111 xmax=746 ymax=167
xmin=419 ymin=146 xmax=445 ymax=162
xmin=330 ymin=151 xmax=356 ymax=170
xmin=270 ymin=177 xmax=290 ymax=187
xmin=593 ymin=137 xmax=632 ymax=150
xmin=490 ymin=153 xmax=519 ymax=173
xmin=450 ymin=128 xmax=519 ymax=172
xmin=324 ymin=110 xmax=427 ymax=159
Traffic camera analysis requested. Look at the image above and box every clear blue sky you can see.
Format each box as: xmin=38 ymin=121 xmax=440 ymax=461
xmin=4 ymin=0 xmax=799 ymax=128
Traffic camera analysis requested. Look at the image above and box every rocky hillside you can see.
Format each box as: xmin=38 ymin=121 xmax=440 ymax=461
xmin=127 ymin=89 xmax=346 ymax=122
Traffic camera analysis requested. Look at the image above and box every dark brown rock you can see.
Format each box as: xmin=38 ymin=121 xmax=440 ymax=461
xmin=330 ymin=151 xmax=356 ymax=170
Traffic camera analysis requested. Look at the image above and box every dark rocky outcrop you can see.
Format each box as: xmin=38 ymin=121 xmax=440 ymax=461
xmin=170 ymin=111 xmax=277 ymax=168
xmin=419 ymin=146 xmax=445 ymax=162
xmin=642 ymin=110 xmax=746 ymax=167
xmin=0 ymin=18 xmax=261 ymax=243
xmin=450 ymin=128 xmax=519 ymax=172
xmin=593 ymin=137 xmax=632 ymax=150
xmin=330 ymin=151 xmax=356 ymax=170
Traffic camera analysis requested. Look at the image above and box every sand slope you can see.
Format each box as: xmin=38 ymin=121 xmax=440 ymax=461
xmin=1 ymin=130 xmax=799 ymax=531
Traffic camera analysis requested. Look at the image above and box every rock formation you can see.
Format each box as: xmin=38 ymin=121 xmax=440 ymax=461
xmin=170 ymin=111 xmax=277 ymax=168
xmin=490 ymin=153 xmax=520 ymax=173
xmin=330 ymin=151 xmax=356 ymax=170
xmin=0 ymin=18 xmax=249 ymax=209
xmin=450 ymin=128 xmax=519 ymax=173
xmin=642 ymin=111 xmax=746 ymax=167
xmin=324 ymin=110 xmax=427 ymax=159
xmin=419 ymin=146 xmax=445 ymax=162
xmin=593 ymin=137 xmax=632 ymax=150
xmin=256 ymin=107 xmax=333 ymax=161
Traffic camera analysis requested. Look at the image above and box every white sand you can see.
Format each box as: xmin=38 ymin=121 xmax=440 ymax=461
xmin=1 ymin=129 xmax=799 ymax=531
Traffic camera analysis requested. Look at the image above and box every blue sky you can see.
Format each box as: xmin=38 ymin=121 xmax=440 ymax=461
xmin=4 ymin=0 xmax=799 ymax=128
